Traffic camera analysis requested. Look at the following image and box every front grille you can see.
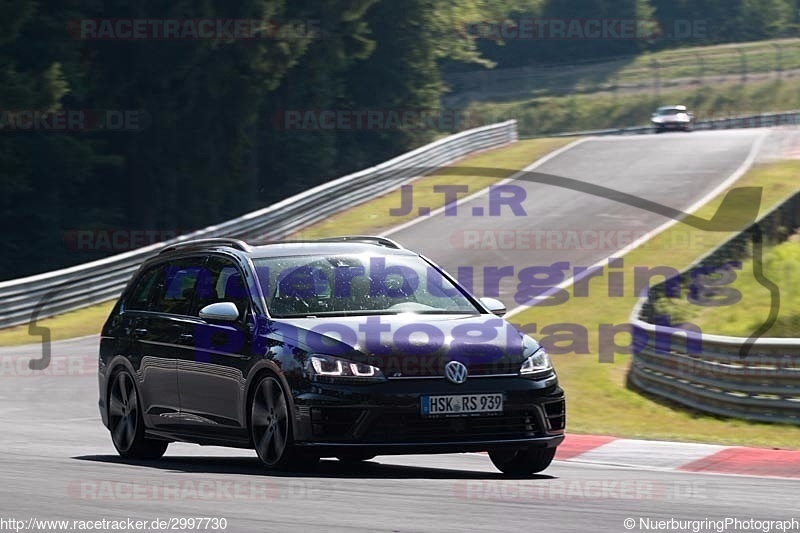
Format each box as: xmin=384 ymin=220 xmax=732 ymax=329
xmin=364 ymin=410 xmax=541 ymax=443
xmin=462 ymin=361 xmax=518 ymax=376
xmin=378 ymin=357 xmax=517 ymax=378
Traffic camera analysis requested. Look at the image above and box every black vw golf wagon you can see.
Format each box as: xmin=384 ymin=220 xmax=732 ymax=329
xmin=98 ymin=237 xmax=565 ymax=475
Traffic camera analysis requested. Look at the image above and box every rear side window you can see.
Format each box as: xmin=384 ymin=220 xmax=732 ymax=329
xmin=154 ymin=260 xmax=204 ymax=315
xmin=126 ymin=266 xmax=160 ymax=311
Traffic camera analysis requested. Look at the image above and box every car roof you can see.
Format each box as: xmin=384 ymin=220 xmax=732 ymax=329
xmin=155 ymin=236 xmax=419 ymax=260
xmin=657 ymin=105 xmax=687 ymax=111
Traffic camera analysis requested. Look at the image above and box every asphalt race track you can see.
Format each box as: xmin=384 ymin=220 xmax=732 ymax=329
xmin=2 ymin=129 xmax=797 ymax=532
xmin=386 ymin=129 xmax=770 ymax=308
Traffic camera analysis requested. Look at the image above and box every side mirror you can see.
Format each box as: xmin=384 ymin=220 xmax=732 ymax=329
xmin=479 ymin=297 xmax=507 ymax=317
xmin=199 ymin=302 xmax=240 ymax=322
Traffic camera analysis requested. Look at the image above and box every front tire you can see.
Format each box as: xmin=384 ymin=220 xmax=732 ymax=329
xmin=489 ymin=447 xmax=556 ymax=476
xmin=250 ymin=374 xmax=318 ymax=470
xmin=107 ymin=370 xmax=168 ymax=459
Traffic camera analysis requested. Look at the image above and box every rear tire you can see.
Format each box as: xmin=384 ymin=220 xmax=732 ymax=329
xmin=107 ymin=370 xmax=169 ymax=459
xmin=489 ymin=447 xmax=556 ymax=476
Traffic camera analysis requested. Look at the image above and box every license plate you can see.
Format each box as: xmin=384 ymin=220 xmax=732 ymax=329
xmin=420 ymin=393 xmax=504 ymax=417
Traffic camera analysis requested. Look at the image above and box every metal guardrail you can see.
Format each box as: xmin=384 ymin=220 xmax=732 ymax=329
xmin=529 ymin=110 xmax=800 ymax=138
xmin=628 ymin=191 xmax=800 ymax=424
xmin=2 ymin=109 xmax=797 ymax=333
xmin=0 ymin=120 xmax=518 ymax=329
xmin=629 ymin=299 xmax=800 ymax=424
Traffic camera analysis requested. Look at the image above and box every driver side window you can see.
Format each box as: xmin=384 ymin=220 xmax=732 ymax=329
xmin=192 ymin=256 xmax=251 ymax=319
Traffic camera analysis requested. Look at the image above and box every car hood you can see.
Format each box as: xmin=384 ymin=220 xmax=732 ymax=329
xmin=268 ymin=314 xmax=537 ymax=377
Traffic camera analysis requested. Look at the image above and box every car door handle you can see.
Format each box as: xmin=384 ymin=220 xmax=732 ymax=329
xmin=179 ymin=333 xmax=194 ymax=341
xmin=133 ymin=328 xmax=148 ymax=336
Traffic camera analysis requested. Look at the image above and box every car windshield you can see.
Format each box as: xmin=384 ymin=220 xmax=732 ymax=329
xmin=658 ymin=108 xmax=684 ymax=115
xmin=253 ymin=254 xmax=480 ymax=317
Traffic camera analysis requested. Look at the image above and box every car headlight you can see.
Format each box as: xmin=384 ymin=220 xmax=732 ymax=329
xmin=306 ymin=354 xmax=385 ymax=383
xmin=520 ymin=348 xmax=553 ymax=376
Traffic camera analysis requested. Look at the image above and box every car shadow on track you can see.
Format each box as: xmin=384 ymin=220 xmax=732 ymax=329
xmin=73 ymin=455 xmax=555 ymax=480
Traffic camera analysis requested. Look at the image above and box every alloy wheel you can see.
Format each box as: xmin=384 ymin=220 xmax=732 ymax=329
xmin=109 ymin=372 xmax=138 ymax=453
xmin=251 ymin=376 xmax=290 ymax=466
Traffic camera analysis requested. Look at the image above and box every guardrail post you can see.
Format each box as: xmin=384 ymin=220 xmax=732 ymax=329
xmin=695 ymin=52 xmax=704 ymax=85
xmin=651 ymin=59 xmax=661 ymax=97
xmin=738 ymin=47 xmax=747 ymax=83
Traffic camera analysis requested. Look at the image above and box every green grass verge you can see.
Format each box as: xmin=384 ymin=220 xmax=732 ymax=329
xmin=0 ymin=300 xmax=115 ymax=347
xmin=0 ymin=137 xmax=574 ymax=347
xmin=654 ymin=237 xmax=800 ymax=337
xmin=507 ymin=160 xmax=800 ymax=448
xmin=473 ymin=77 xmax=800 ymax=136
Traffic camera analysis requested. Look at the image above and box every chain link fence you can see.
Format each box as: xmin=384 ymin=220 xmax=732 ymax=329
xmin=443 ymin=39 xmax=800 ymax=106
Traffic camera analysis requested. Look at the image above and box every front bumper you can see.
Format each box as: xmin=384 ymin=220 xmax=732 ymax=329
xmin=290 ymin=375 xmax=565 ymax=454
xmin=653 ymin=121 xmax=691 ymax=130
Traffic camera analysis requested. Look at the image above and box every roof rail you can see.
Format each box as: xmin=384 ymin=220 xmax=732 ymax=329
xmin=159 ymin=238 xmax=252 ymax=255
xmin=258 ymin=236 xmax=405 ymax=249
xmin=314 ymin=235 xmax=404 ymax=249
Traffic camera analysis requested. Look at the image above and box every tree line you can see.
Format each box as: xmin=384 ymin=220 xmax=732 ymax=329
xmin=476 ymin=0 xmax=799 ymax=67
xmin=1 ymin=0 xmax=797 ymax=280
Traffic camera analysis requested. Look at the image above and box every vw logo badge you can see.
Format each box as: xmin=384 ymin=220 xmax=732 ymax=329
xmin=444 ymin=361 xmax=468 ymax=384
